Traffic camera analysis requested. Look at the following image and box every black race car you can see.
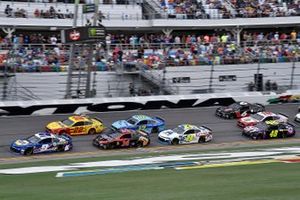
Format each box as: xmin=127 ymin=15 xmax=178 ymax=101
xmin=93 ymin=128 xmax=150 ymax=149
xmin=215 ymin=101 xmax=265 ymax=119
xmin=242 ymin=120 xmax=296 ymax=140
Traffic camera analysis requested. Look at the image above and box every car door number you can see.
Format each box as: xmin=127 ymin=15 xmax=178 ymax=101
xmin=270 ymin=130 xmax=278 ymax=138
xmin=185 ymin=134 xmax=195 ymax=142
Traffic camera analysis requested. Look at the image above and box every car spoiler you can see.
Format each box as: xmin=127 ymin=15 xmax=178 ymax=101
xmin=200 ymin=125 xmax=212 ymax=132
xmin=278 ymin=112 xmax=289 ymax=118
xmin=93 ymin=117 xmax=103 ymax=123
xmin=154 ymin=116 xmax=165 ymax=123
xmin=60 ymin=134 xmax=72 ymax=141
xmin=254 ymin=103 xmax=265 ymax=108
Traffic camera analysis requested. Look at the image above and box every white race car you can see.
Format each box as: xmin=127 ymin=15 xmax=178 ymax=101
xmin=158 ymin=124 xmax=212 ymax=145
xmin=237 ymin=111 xmax=288 ymax=128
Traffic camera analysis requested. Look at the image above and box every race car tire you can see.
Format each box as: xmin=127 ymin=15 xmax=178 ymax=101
xmin=57 ymin=145 xmax=65 ymax=152
xmin=255 ymin=134 xmax=263 ymax=140
xmin=171 ymin=138 xmax=179 ymax=145
xmin=198 ymin=136 xmax=206 ymax=143
xmin=102 ymin=144 xmax=111 ymax=150
xmin=88 ymin=128 xmax=96 ymax=135
xmin=24 ymin=148 xmax=33 ymax=156
xmin=151 ymin=127 xmax=158 ymax=134
xmin=136 ymin=141 xmax=143 ymax=148
xmin=281 ymin=132 xmax=287 ymax=138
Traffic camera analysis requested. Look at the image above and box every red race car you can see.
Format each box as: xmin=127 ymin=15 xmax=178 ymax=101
xmin=93 ymin=128 xmax=150 ymax=149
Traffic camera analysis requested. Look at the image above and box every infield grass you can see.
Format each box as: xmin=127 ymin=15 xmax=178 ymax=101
xmin=0 ymin=162 xmax=300 ymax=200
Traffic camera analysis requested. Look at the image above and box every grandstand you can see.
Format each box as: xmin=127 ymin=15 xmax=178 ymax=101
xmin=0 ymin=0 xmax=300 ymax=100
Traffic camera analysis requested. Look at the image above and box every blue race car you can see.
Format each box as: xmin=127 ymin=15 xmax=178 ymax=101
xmin=10 ymin=132 xmax=72 ymax=155
xmin=111 ymin=114 xmax=165 ymax=134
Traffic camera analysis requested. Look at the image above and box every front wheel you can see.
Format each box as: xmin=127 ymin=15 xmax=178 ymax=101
xmin=24 ymin=148 xmax=33 ymax=156
xmin=254 ymin=134 xmax=263 ymax=140
xmin=171 ymin=138 xmax=179 ymax=145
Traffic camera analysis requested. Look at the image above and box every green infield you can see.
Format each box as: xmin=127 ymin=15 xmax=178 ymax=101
xmin=0 ymin=162 xmax=300 ymax=200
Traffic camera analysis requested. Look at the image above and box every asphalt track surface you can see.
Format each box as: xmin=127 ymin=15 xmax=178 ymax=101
xmin=0 ymin=104 xmax=299 ymax=161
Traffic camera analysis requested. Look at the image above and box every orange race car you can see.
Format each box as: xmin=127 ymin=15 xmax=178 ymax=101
xmin=46 ymin=115 xmax=105 ymax=136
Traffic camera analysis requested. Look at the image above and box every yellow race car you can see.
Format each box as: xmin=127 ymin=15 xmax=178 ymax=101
xmin=46 ymin=115 xmax=105 ymax=136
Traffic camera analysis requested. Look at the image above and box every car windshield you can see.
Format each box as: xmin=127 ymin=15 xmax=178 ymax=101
xmin=126 ymin=117 xmax=138 ymax=125
xmin=26 ymin=135 xmax=40 ymax=143
xmin=251 ymin=113 xmax=264 ymax=121
xmin=173 ymin=126 xmax=185 ymax=135
xmin=228 ymin=103 xmax=241 ymax=110
xmin=61 ymin=118 xmax=74 ymax=126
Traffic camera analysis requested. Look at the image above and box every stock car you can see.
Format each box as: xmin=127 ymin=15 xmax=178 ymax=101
xmin=237 ymin=111 xmax=289 ymax=128
xmin=242 ymin=120 xmax=296 ymax=140
xmin=215 ymin=101 xmax=265 ymax=119
xmin=46 ymin=115 xmax=105 ymax=136
xmin=93 ymin=128 xmax=150 ymax=149
xmin=111 ymin=114 xmax=165 ymax=134
xmin=158 ymin=124 xmax=213 ymax=145
xmin=10 ymin=132 xmax=72 ymax=155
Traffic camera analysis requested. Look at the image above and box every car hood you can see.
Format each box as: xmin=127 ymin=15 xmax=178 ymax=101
xmin=12 ymin=139 xmax=31 ymax=147
xmin=159 ymin=129 xmax=178 ymax=138
xmin=47 ymin=121 xmax=65 ymax=130
xmin=112 ymin=120 xmax=134 ymax=129
xmin=296 ymin=113 xmax=300 ymax=118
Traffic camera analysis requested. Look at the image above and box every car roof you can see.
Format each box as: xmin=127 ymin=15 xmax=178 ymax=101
xmin=264 ymin=120 xmax=280 ymax=126
xmin=69 ymin=115 xmax=90 ymax=122
xmin=34 ymin=132 xmax=55 ymax=139
xmin=178 ymin=124 xmax=199 ymax=131
xmin=131 ymin=115 xmax=152 ymax=121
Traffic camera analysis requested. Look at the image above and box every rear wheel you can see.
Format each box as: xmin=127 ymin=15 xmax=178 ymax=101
xmin=171 ymin=138 xmax=179 ymax=145
xmin=57 ymin=145 xmax=65 ymax=152
xmin=255 ymin=134 xmax=263 ymax=140
xmin=88 ymin=128 xmax=96 ymax=135
xmin=198 ymin=136 xmax=206 ymax=143
xmin=24 ymin=148 xmax=33 ymax=156
xmin=151 ymin=127 xmax=158 ymax=134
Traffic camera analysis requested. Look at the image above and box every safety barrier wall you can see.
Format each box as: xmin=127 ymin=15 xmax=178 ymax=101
xmin=0 ymin=91 xmax=299 ymax=116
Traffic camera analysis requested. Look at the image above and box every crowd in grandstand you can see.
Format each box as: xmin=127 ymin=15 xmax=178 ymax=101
xmin=2 ymin=0 xmax=300 ymax=19
xmin=160 ymin=0 xmax=300 ymax=19
xmin=1 ymin=30 xmax=300 ymax=72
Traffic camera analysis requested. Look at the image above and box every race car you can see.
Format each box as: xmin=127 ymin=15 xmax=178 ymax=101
xmin=158 ymin=124 xmax=213 ymax=145
xmin=215 ymin=101 xmax=265 ymax=119
xmin=46 ymin=115 xmax=105 ymax=136
xmin=237 ymin=111 xmax=288 ymax=128
xmin=111 ymin=114 xmax=165 ymax=134
xmin=93 ymin=128 xmax=150 ymax=149
xmin=242 ymin=120 xmax=296 ymax=140
xmin=10 ymin=132 xmax=72 ymax=155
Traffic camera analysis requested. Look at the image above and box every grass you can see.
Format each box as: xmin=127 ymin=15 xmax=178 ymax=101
xmin=1 ymin=141 xmax=300 ymax=169
xmin=0 ymin=162 xmax=300 ymax=200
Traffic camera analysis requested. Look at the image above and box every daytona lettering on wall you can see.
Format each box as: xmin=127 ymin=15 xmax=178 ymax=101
xmin=0 ymin=98 xmax=236 ymax=116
